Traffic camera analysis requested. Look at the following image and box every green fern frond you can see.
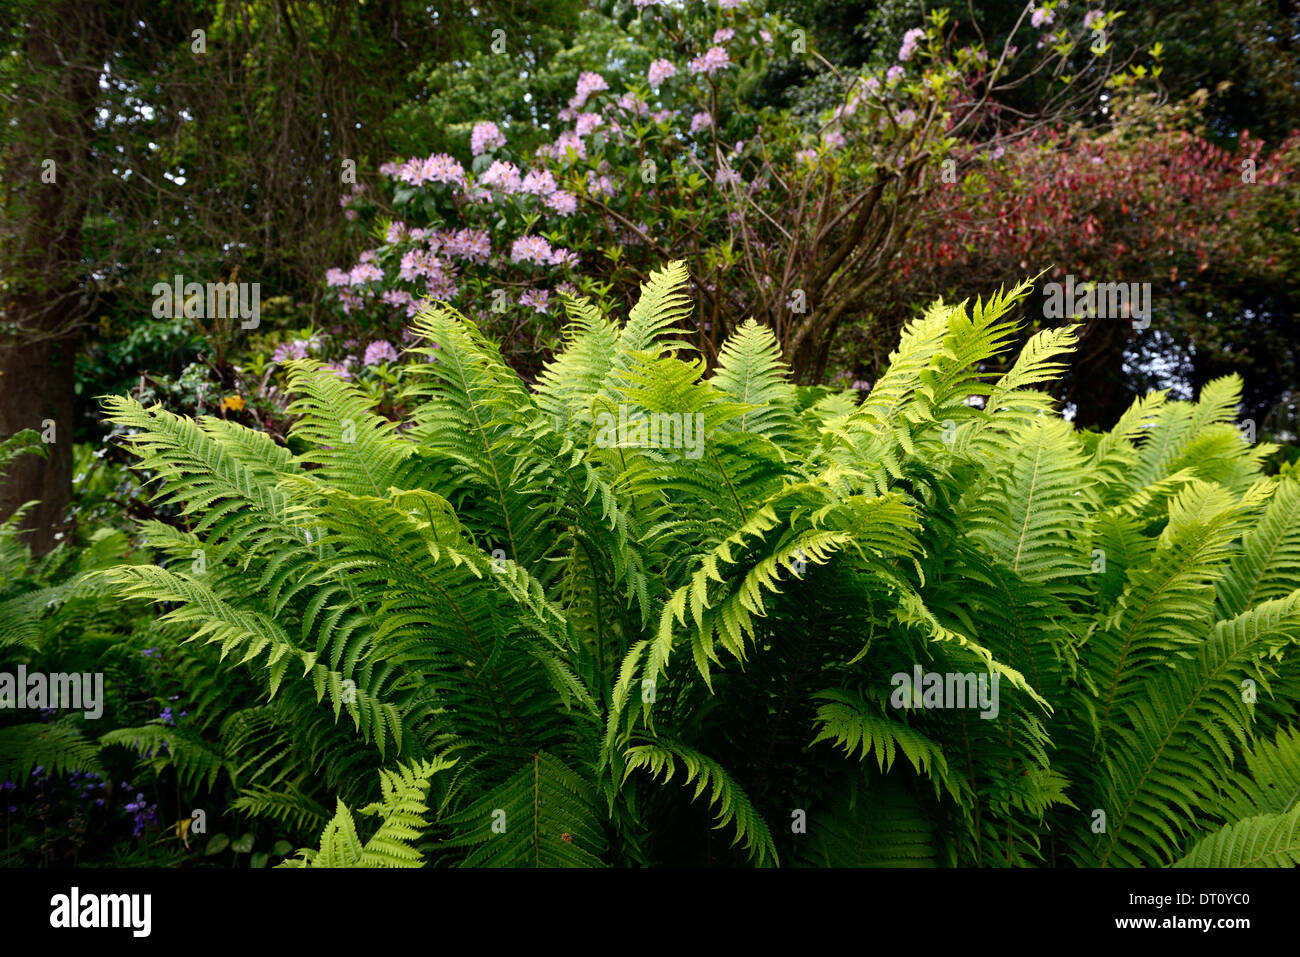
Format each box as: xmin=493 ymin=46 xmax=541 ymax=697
xmin=623 ymin=739 xmax=777 ymax=866
xmin=1173 ymin=805 xmax=1300 ymax=868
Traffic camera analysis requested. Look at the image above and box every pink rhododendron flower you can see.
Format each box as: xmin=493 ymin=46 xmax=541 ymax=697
xmin=521 ymin=168 xmax=558 ymax=196
xmin=471 ymin=121 xmax=506 ymax=155
xmin=322 ymin=361 xmax=352 ymax=380
xmin=647 ymin=58 xmax=676 ymax=88
xmin=585 ymin=171 xmax=615 ymax=197
xmin=690 ymin=111 xmax=713 ymax=134
xmin=386 ymin=221 xmax=408 ymax=243
xmin=519 ymin=288 xmax=551 ymax=313
xmin=689 ymin=46 xmax=731 ymax=75
xmin=442 ymin=228 xmax=492 ymax=264
xmin=898 ymin=27 xmax=925 ymax=62
xmin=549 ymin=247 xmax=579 ymax=268
xmin=425 ymin=272 xmax=458 ymax=300
xmin=713 ymin=28 xmax=735 ymax=44
xmin=325 ymin=268 xmax=349 ymax=287
xmin=1031 ymin=6 xmax=1054 ymax=28
xmin=272 ymin=339 xmax=310 ymax=364
xmin=546 ymin=130 xmax=587 ymax=161
xmin=510 ymin=235 xmax=553 ymax=265
xmin=480 ymin=160 xmax=524 ymax=193
xmin=1083 ymin=9 xmax=1104 ymax=29
xmin=575 ymin=112 xmax=604 ymax=137
xmin=886 ymin=65 xmax=905 ymax=84
xmin=617 ymin=92 xmax=650 ymax=116
xmin=398 ymin=153 xmax=466 ymax=187
xmin=348 ymin=262 xmax=384 ymax=285
xmin=545 ymin=190 xmax=577 ymax=216
xmin=569 ymin=71 xmax=609 ymax=110
xmin=364 ymin=340 xmax=399 ymax=366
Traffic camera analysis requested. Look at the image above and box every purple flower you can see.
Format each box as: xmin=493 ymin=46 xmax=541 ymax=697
xmin=471 ymin=121 xmax=506 ymax=156
xmin=690 ymin=112 xmax=713 ymax=134
xmin=348 ymin=262 xmax=384 ymax=286
xmin=272 ymin=340 xmax=310 ymax=364
xmin=480 ymin=160 xmax=523 ymax=194
xmin=519 ymin=289 xmax=551 ymax=313
xmin=549 ymin=247 xmax=578 ymax=269
xmin=141 ymin=647 xmax=160 ymax=658
xmin=124 ymin=793 xmax=158 ymax=838
xmin=442 ymin=227 xmax=492 ymax=264
xmin=585 ymin=171 xmax=615 ymax=197
xmin=510 ymin=235 xmax=553 ymax=265
xmin=160 ymin=707 xmax=174 ymax=726
xmin=520 ymin=168 xmax=558 ymax=196
xmin=364 ymin=340 xmax=399 ymax=366
xmin=545 ymin=190 xmax=578 ymax=216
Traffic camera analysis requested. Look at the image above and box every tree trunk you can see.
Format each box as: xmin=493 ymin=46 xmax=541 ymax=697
xmin=0 ymin=0 xmax=101 ymax=554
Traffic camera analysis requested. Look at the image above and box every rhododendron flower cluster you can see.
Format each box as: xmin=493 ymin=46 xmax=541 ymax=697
xmin=397 ymin=153 xmax=466 ymax=187
xmin=480 ymin=160 xmax=524 ymax=193
xmin=689 ymin=46 xmax=730 ymax=75
xmin=569 ymin=71 xmax=609 ymax=110
xmin=510 ymin=235 xmax=553 ymax=265
xmin=363 ymin=340 xmax=399 ymax=366
xmin=471 ymin=121 xmax=507 ymax=155
xmin=898 ymin=28 xmax=925 ymax=62
xmin=647 ymin=58 xmax=676 ymax=88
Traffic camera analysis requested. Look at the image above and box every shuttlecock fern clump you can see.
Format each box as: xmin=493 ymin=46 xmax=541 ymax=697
xmin=98 ymin=261 xmax=1300 ymax=867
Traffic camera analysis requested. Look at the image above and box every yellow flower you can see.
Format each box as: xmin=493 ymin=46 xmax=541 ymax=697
xmin=220 ymin=395 xmax=246 ymax=412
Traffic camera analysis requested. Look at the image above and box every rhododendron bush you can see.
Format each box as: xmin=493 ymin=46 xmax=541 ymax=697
xmin=323 ymin=1 xmax=1141 ymax=380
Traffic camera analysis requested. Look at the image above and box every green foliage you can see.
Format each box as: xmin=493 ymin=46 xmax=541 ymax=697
xmin=96 ymin=261 xmax=1300 ymax=867
xmin=281 ymin=759 xmax=452 ymax=868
